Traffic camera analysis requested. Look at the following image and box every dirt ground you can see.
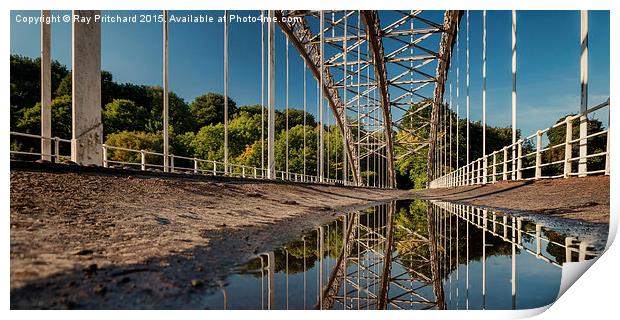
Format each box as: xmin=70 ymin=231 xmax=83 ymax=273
xmin=412 ymin=176 xmax=610 ymax=224
xmin=10 ymin=162 xmax=410 ymax=309
xmin=10 ymin=162 xmax=609 ymax=309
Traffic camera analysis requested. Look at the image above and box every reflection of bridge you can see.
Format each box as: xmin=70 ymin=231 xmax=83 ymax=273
xmin=11 ymin=10 xmax=607 ymax=188
xmin=223 ymin=200 xmax=598 ymax=310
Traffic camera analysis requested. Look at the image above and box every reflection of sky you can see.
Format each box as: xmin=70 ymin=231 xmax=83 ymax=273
xmin=10 ymin=10 xmax=609 ymax=139
xmin=444 ymin=240 xmax=561 ymax=310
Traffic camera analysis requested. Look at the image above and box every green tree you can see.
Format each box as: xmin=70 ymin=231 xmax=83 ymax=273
xmin=190 ymin=92 xmax=238 ymax=129
xmin=104 ymin=131 xmax=163 ymax=165
xmin=102 ymin=99 xmax=148 ymax=137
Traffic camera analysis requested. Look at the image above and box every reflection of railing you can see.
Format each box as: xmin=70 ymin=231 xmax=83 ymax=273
xmin=432 ymin=200 xmax=598 ymax=267
xmin=9 ymin=131 xmax=345 ymax=185
xmin=430 ymin=99 xmax=610 ymax=188
xmin=430 ymin=200 xmax=599 ymax=310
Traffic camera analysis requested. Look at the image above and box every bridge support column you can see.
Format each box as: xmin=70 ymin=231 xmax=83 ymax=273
xmin=71 ymin=10 xmax=102 ymax=166
xmin=267 ymin=10 xmax=276 ymax=179
xmin=578 ymin=10 xmax=589 ymax=177
xmin=41 ymin=10 xmax=52 ymax=161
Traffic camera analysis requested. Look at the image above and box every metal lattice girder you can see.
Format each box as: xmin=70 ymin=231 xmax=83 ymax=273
xmin=361 ymin=11 xmax=396 ymax=188
xmin=276 ymin=10 xmax=362 ymax=185
xmin=427 ymin=11 xmax=463 ymax=183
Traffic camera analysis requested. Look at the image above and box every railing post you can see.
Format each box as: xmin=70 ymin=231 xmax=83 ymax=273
xmin=564 ymin=116 xmax=573 ymax=178
xmin=483 ymin=156 xmax=488 ymax=184
xmin=102 ymin=144 xmax=108 ymax=168
xmin=578 ymin=241 xmax=589 ymax=262
xmin=478 ymin=159 xmax=483 ymax=184
xmin=516 ymin=217 xmax=523 ymax=247
xmin=54 ymin=137 xmax=60 ymax=163
xmin=565 ymin=237 xmax=574 ymax=263
xmin=492 ymin=152 xmax=497 ymax=183
xmin=170 ymin=154 xmax=175 ymax=173
xmin=535 ymin=130 xmax=542 ymax=179
xmin=194 ymin=158 xmax=198 ymax=174
xmin=516 ymin=141 xmax=523 ymax=180
xmin=535 ymin=224 xmax=542 ymax=256
xmin=213 ymin=161 xmax=217 ymax=175
xmin=502 ymin=147 xmax=508 ymax=181
xmin=605 ymin=123 xmax=610 ymax=176
xmin=242 ymin=165 xmax=246 ymax=178
xmin=254 ymin=167 xmax=257 ymax=179
xmin=141 ymin=150 xmax=146 ymax=171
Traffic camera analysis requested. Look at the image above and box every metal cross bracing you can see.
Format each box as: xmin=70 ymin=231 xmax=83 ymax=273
xmin=277 ymin=10 xmax=462 ymax=188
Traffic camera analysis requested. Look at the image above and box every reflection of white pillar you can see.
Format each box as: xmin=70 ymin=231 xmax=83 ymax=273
xmin=41 ymin=10 xmax=52 ymax=161
xmin=511 ymin=217 xmax=517 ymax=309
xmin=456 ymin=203 xmax=459 ymax=309
xmin=579 ymin=10 xmax=589 ymax=176
xmin=482 ymin=209 xmax=487 ymax=309
xmin=71 ymin=10 xmax=102 ymax=166
xmin=267 ymin=251 xmax=275 ymax=309
xmin=302 ymin=237 xmax=307 ymax=309
xmin=466 ymin=207 xmax=469 ymax=310
xmin=319 ymin=225 xmax=324 ymax=309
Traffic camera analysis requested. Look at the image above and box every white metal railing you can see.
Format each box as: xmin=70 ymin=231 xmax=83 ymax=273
xmin=9 ymin=131 xmax=72 ymax=162
xmin=10 ymin=131 xmax=348 ymax=186
xmin=430 ymin=99 xmax=610 ymax=188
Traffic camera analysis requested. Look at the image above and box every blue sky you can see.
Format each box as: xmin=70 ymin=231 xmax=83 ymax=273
xmin=10 ymin=10 xmax=610 ymax=138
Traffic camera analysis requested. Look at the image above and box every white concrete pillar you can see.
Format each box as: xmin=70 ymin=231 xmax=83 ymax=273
xmin=71 ymin=10 xmax=102 ymax=165
xmin=579 ymin=10 xmax=589 ymax=177
xmin=41 ymin=10 xmax=52 ymax=161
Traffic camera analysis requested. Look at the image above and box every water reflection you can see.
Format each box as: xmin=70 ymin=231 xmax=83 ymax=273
xmin=202 ymin=200 xmax=603 ymax=310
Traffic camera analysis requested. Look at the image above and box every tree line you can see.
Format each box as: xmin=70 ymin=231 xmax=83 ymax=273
xmin=10 ymin=54 xmax=607 ymax=189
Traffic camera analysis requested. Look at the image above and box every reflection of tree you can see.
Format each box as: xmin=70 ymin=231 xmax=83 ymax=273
xmin=541 ymin=228 xmax=570 ymax=265
xmin=393 ymin=200 xmax=517 ymax=281
xmin=238 ymin=217 xmax=348 ymax=276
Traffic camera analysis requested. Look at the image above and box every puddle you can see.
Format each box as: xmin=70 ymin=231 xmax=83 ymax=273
xmin=201 ymin=200 xmax=606 ymax=310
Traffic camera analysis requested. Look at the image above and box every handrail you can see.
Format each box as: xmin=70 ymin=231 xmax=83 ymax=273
xmin=430 ymin=99 xmax=610 ymax=188
xmin=10 ymin=131 xmax=351 ymax=187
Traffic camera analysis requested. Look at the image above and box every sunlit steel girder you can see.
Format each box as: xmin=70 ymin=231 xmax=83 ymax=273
xmin=427 ymin=11 xmax=463 ymax=184
xmin=276 ymin=11 xmax=362 ymax=185
xmin=361 ymin=11 xmax=396 ymax=189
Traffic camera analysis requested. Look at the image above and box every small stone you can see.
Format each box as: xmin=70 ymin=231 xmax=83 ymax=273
xmin=85 ymin=263 xmax=98 ymax=274
xmin=76 ymin=249 xmax=94 ymax=256
xmin=191 ymin=279 xmax=203 ymax=288
xmin=94 ymin=284 xmax=106 ymax=295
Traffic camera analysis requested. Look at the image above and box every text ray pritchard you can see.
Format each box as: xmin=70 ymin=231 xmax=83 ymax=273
xmin=13 ymin=12 xmax=301 ymax=25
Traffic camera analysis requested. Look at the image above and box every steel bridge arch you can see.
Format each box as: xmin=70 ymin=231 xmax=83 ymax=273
xmin=276 ymin=10 xmax=462 ymax=188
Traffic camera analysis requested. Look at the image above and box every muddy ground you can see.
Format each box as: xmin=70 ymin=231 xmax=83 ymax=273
xmin=411 ymin=176 xmax=610 ymax=224
xmin=10 ymin=162 xmax=410 ymax=309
